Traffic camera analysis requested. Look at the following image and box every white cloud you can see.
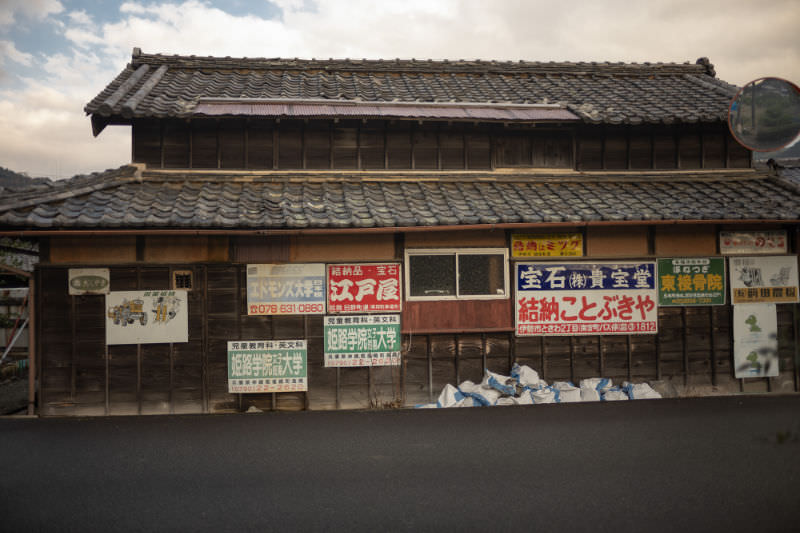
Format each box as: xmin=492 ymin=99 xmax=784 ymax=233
xmin=0 ymin=0 xmax=63 ymax=27
xmin=68 ymin=10 xmax=93 ymax=27
xmin=0 ymin=40 xmax=34 ymax=66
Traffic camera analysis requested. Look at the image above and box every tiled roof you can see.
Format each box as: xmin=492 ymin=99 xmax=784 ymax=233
xmin=85 ymin=50 xmax=737 ymax=127
xmin=1 ymin=166 xmax=798 ymax=231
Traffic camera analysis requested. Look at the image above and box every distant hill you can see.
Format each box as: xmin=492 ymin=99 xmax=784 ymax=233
xmin=0 ymin=167 xmax=51 ymax=189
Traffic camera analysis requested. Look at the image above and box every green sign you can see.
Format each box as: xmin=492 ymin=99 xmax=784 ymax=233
xmin=227 ymin=340 xmax=307 ymax=393
xmin=657 ymin=258 xmax=725 ymax=306
xmin=324 ymin=314 xmax=401 ymax=367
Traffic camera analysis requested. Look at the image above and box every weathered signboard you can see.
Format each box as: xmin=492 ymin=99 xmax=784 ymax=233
xmin=511 ymin=233 xmax=583 ymax=258
xmin=515 ymin=261 xmax=657 ymax=336
xmin=69 ymin=268 xmax=109 ymax=295
xmin=227 ymin=340 xmax=308 ymax=393
xmin=246 ymin=263 xmax=326 ymax=315
xmin=106 ymin=290 xmax=188 ymax=345
xmin=324 ymin=314 xmax=401 ymax=367
xmin=733 ymin=304 xmax=779 ymax=378
xmin=657 ymin=258 xmax=725 ymax=306
xmin=327 ymin=263 xmax=402 ymax=313
xmin=729 ymin=256 xmax=799 ymax=304
xmin=720 ymin=230 xmax=787 ymax=255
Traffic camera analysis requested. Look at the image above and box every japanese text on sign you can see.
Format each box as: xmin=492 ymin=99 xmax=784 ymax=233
xmin=657 ymin=258 xmax=726 ymax=306
xmin=227 ymin=340 xmax=307 ymax=393
xmin=247 ymin=263 xmax=326 ymax=315
xmin=729 ymin=256 xmax=800 ymax=304
xmin=324 ymin=314 xmax=401 ymax=367
xmin=720 ymin=231 xmax=787 ymax=255
xmin=511 ymin=233 xmax=583 ymax=258
xmin=327 ymin=263 xmax=402 ymax=313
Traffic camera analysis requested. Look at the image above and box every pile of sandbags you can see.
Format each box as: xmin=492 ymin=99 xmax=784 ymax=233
xmin=416 ymin=363 xmax=661 ymax=408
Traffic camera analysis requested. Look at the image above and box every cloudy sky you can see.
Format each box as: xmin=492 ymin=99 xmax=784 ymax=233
xmin=0 ymin=0 xmax=798 ymax=179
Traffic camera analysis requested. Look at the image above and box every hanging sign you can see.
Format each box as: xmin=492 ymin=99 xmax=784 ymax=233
xmin=657 ymin=258 xmax=725 ymax=306
xmin=515 ymin=261 xmax=657 ymax=336
xmin=227 ymin=340 xmax=307 ymax=393
xmin=511 ymin=233 xmax=583 ymax=258
xmin=720 ymin=230 xmax=787 ymax=255
xmin=729 ymin=256 xmax=799 ymax=304
xmin=106 ymin=290 xmax=188 ymax=345
xmin=246 ymin=263 xmax=326 ymax=315
xmin=324 ymin=314 xmax=401 ymax=367
xmin=733 ymin=304 xmax=779 ymax=378
xmin=327 ymin=263 xmax=402 ymax=313
xmin=69 ymin=268 xmax=110 ymax=295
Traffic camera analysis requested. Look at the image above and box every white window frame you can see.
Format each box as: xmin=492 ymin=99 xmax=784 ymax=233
xmin=404 ymin=248 xmax=510 ymax=301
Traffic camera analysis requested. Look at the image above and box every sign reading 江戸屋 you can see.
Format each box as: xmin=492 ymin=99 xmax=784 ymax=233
xmin=227 ymin=340 xmax=307 ymax=393
xmin=729 ymin=255 xmax=799 ymax=304
xmin=657 ymin=258 xmax=726 ymax=306
xmin=327 ymin=263 xmax=402 ymax=313
xmin=324 ymin=314 xmax=401 ymax=367
xmin=515 ymin=261 xmax=657 ymax=336
xmin=720 ymin=230 xmax=787 ymax=255
xmin=69 ymin=268 xmax=110 ymax=295
xmin=733 ymin=304 xmax=779 ymax=378
xmin=511 ymin=233 xmax=583 ymax=258
xmin=246 ymin=263 xmax=326 ymax=315
xmin=106 ymin=290 xmax=188 ymax=345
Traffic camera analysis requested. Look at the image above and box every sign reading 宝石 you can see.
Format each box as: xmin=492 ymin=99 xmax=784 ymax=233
xmin=327 ymin=263 xmax=402 ymax=313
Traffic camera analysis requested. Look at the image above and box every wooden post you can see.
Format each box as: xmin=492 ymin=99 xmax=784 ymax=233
xmin=540 ymin=337 xmax=546 ymax=380
xmin=137 ymin=344 xmax=142 ymax=415
xmin=626 ymin=335 xmax=632 ymax=382
xmin=599 ymin=336 xmax=605 ymax=377
xmin=794 ymin=304 xmax=800 ymax=392
xmin=169 ymin=343 xmax=174 ymax=415
xmin=336 ymin=368 xmax=341 ymax=409
xmin=427 ymin=334 xmax=433 ymax=402
xmin=202 ymin=266 xmax=209 ymax=413
xmin=71 ymin=296 xmax=77 ymax=402
xmin=454 ymin=334 xmax=460 ymax=386
xmin=682 ymin=308 xmax=689 ymax=386
xmin=569 ymin=336 xmax=576 ymax=384
xmin=710 ymin=307 xmax=717 ymax=387
xmin=27 ymin=276 xmax=36 ymax=416
xmin=481 ymin=333 xmax=487 ymax=376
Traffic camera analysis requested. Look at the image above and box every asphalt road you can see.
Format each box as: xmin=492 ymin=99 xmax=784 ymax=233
xmin=2 ymin=395 xmax=799 ymax=532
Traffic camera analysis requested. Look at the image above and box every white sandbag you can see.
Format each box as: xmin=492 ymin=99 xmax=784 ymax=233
xmin=415 ymin=403 xmax=439 ymax=409
xmin=602 ymin=388 xmax=629 ymax=401
xmin=580 ymin=388 xmax=601 ymax=402
xmin=455 ymin=396 xmax=481 ymax=407
xmin=580 ymin=377 xmax=613 ymax=393
xmin=514 ymin=391 xmax=535 ymax=405
xmin=495 ymin=397 xmax=517 ymax=406
xmin=531 ymin=387 xmax=557 ymax=404
xmin=436 ymin=383 xmax=465 ymax=408
xmin=510 ymin=363 xmax=541 ymax=388
xmin=459 ymin=380 xmax=502 ymax=406
xmin=552 ymin=381 xmax=582 ymax=403
xmin=483 ymin=370 xmax=517 ymax=396
xmin=622 ymin=382 xmax=662 ymax=400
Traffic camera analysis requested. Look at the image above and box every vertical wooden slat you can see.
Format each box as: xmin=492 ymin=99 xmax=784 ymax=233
xmin=626 ymin=334 xmax=632 ymax=382
xmin=508 ymin=332 xmax=515 ymax=373
xmin=169 ymin=342 xmax=174 ymax=415
xmin=304 ymin=316 xmax=310 ymax=410
xmin=273 ymin=126 xmax=279 ymax=170
xmin=137 ymin=344 xmax=142 ymax=415
xmin=336 ymin=368 xmax=341 ymax=409
xmin=236 ymin=265 xmax=242 ymax=412
xmin=202 ymin=266 xmax=208 ymax=413
xmin=368 ymin=367 xmax=373 ymax=407
xmin=427 ymin=334 xmax=433 ymax=402
xmin=71 ymin=296 xmax=77 ymax=401
xmin=481 ymin=333 xmax=487 ymax=376
xmin=599 ymin=336 xmax=606 ymax=377
xmin=104 ymin=343 xmax=109 ymax=416
xmin=710 ymin=306 xmax=717 ymax=387
xmin=682 ymin=308 xmax=689 ymax=386
xmin=29 ymin=273 xmax=37 ymax=416
xmin=794 ymin=304 xmax=800 ymax=392
xmin=655 ymin=326 xmax=662 ymax=381
xmin=215 ymin=120 xmax=221 ymax=169
xmin=569 ymin=336 xmax=575 ymax=383
xmin=540 ymin=336 xmax=546 ymax=380
xmin=454 ymin=334 xmax=460 ymax=385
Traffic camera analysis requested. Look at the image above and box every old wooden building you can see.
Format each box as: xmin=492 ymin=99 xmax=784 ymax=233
xmin=2 ymin=49 xmax=799 ymax=416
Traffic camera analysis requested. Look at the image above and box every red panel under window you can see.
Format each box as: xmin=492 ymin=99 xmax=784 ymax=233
xmin=402 ymin=299 xmax=512 ymax=333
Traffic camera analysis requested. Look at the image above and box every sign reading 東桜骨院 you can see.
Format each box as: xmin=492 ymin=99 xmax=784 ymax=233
xmin=515 ymin=261 xmax=657 ymax=336
xmin=106 ymin=290 xmax=188 ymax=345
xmin=729 ymin=255 xmax=799 ymax=304
xmin=657 ymin=258 xmax=726 ymax=306
xmin=327 ymin=263 xmax=402 ymax=313
xmin=511 ymin=233 xmax=583 ymax=258
xmin=324 ymin=314 xmax=401 ymax=367
xmin=246 ymin=263 xmax=326 ymax=315
xmin=227 ymin=340 xmax=307 ymax=393
xmin=720 ymin=230 xmax=787 ymax=255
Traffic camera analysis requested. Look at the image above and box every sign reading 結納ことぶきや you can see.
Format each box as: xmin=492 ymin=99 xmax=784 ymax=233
xmin=227 ymin=340 xmax=307 ymax=393
xmin=729 ymin=255 xmax=799 ymax=304
xmin=246 ymin=263 xmax=325 ymax=315
xmin=106 ymin=290 xmax=188 ymax=345
xmin=324 ymin=314 xmax=401 ymax=367
xmin=327 ymin=263 xmax=402 ymax=313
xmin=515 ymin=261 xmax=657 ymax=336
xmin=657 ymin=258 xmax=725 ymax=306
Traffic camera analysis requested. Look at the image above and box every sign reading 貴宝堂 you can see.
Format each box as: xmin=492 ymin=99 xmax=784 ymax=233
xmin=511 ymin=233 xmax=583 ymax=258
xmin=324 ymin=314 xmax=401 ymax=367
xmin=227 ymin=340 xmax=307 ymax=393
xmin=733 ymin=304 xmax=779 ymax=378
xmin=720 ymin=230 xmax=787 ymax=255
xmin=106 ymin=290 xmax=188 ymax=345
xmin=515 ymin=261 xmax=657 ymax=336
xmin=327 ymin=263 xmax=402 ymax=313
xmin=69 ymin=268 xmax=109 ymax=295
xmin=729 ymin=256 xmax=799 ymax=304
xmin=657 ymin=258 xmax=725 ymax=306
xmin=246 ymin=263 xmax=325 ymax=315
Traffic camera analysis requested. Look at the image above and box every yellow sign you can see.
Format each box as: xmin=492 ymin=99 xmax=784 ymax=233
xmin=511 ymin=233 xmax=583 ymax=258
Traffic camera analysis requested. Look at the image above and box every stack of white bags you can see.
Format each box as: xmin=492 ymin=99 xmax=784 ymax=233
xmin=417 ymin=363 xmax=661 ymax=409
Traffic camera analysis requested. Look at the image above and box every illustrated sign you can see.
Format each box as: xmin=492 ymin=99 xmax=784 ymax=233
xmin=69 ymin=268 xmax=109 ymax=295
xmin=657 ymin=258 xmax=725 ymax=306
xmin=327 ymin=263 xmax=402 ymax=313
xmin=511 ymin=233 xmax=583 ymax=258
xmin=246 ymin=263 xmax=325 ymax=315
xmin=106 ymin=290 xmax=188 ymax=345
xmin=729 ymin=256 xmax=799 ymax=304
xmin=515 ymin=261 xmax=657 ymax=336
xmin=227 ymin=340 xmax=307 ymax=393
xmin=324 ymin=314 xmax=401 ymax=367
xmin=720 ymin=230 xmax=787 ymax=255
xmin=733 ymin=304 xmax=779 ymax=378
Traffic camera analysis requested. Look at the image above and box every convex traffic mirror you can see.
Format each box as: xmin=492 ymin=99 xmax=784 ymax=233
xmin=728 ymin=77 xmax=800 ymax=152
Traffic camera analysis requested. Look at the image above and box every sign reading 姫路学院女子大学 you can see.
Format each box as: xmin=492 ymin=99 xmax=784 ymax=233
xmin=227 ymin=340 xmax=307 ymax=393
xmin=324 ymin=314 xmax=401 ymax=367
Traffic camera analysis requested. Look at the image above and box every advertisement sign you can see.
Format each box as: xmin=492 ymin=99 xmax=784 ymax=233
xmin=515 ymin=261 xmax=657 ymax=336
xmin=327 ymin=263 xmax=402 ymax=313
xmin=657 ymin=258 xmax=725 ymax=306
xmin=733 ymin=304 xmax=779 ymax=378
xmin=227 ymin=340 xmax=307 ymax=393
xmin=720 ymin=230 xmax=787 ymax=255
xmin=106 ymin=290 xmax=188 ymax=345
xmin=246 ymin=263 xmax=325 ymax=315
xmin=729 ymin=256 xmax=799 ymax=304
xmin=324 ymin=314 xmax=401 ymax=367
xmin=69 ymin=268 xmax=110 ymax=295
xmin=511 ymin=233 xmax=583 ymax=258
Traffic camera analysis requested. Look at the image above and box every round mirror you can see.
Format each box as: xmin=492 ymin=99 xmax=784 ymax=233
xmin=728 ymin=77 xmax=800 ymax=152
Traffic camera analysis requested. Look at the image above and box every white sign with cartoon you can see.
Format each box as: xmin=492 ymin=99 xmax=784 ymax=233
xmin=733 ymin=304 xmax=779 ymax=378
xmin=106 ymin=290 xmax=189 ymax=345
xmin=729 ymin=256 xmax=799 ymax=304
